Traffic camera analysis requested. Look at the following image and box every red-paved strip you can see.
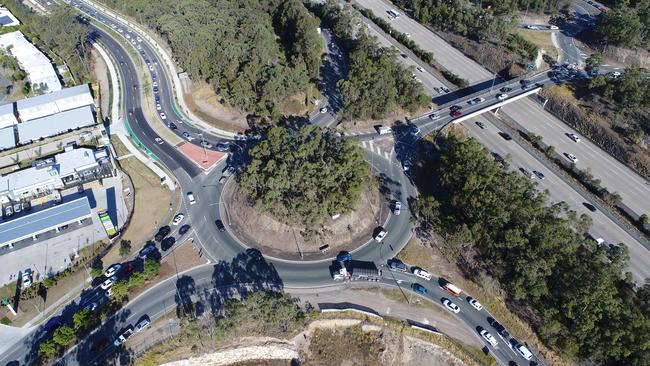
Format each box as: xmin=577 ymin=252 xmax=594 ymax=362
xmin=177 ymin=142 xmax=226 ymax=171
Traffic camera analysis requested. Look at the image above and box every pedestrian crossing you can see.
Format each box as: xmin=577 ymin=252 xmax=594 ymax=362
xmin=360 ymin=140 xmax=394 ymax=160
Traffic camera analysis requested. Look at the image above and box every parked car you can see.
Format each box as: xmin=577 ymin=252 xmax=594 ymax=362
xmin=139 ymin=243 xmax=156 ymax=258
xmin=172 ymin=213 xmax=184 ymax=226
xmin=389 ymin=259 xmax=407 ymax=272
xmin=161 ymin=236 xmax=176 ymax=251
xmin=22 ymin=270 xmax=32 ymax=288
xmin=104 ymin=264 xmax=121 ymax=278
xmin=413 ymin=268 xmax=432 ymax=280
xmin=179 ymin=224 xmax=191 ymax=235
xmin=442 ymin=298 xmax=460 ymax=313
xmin=393 ymin=201 xmax=401 ymax=215
xmin=133 ymin=316 xmax=150 ymax=333
xmin=374 ymin=227 xmax=388 ymax=242
xmin=154 ymin=226 xmax=171 ymax=242
xmin=215 ymin=220 xmax=225 ymax=232
xmin=100 ymin=275 xmax=117 ymax=290
xmin=480 ymin=329 xmax=498 ymax=347
xmin=187 ymin=192 xmax=196 ymax=205
xmin=411 ymin=283 xmax=427 ymax=294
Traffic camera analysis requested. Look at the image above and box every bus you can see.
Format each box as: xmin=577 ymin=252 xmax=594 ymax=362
xmin=387 ymin=9 xmax=400 ymax=19
xmin=441 ymin=282 xmax=462 ymax=297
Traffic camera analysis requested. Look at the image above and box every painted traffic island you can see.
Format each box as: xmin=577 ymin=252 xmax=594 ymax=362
xmin=222 ymin=177 xmax=390 ymax=261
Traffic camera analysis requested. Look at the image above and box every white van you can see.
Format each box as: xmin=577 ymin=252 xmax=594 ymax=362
xmin=516 ymin=344 xmax=533 ymax=360
xmin=377 ymin=126 xmax=392 ymax=135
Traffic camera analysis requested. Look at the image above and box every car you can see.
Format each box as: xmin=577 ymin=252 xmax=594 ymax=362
xmin=410 ymin=125 xmax=421 ymax=136
xmin=411 ymin=283 xmax=427 ymax=294
xmin=488 ymin=317 xmax=510 ymax=339
xmin=113 ymin=326 xmax=134 ymax=347
xmin=155 ymin=137 xmax=163 ymax=144
xmin=450 ymin=110 xmax=462 ymax=118
xmin=609 ymin=71 xmax=621 ymax=78
xmin=468 ymin=97 xmax=485 ymax=105
xmin=161 ymin=236 xmax=176 ymax=251
xmin=500 ymin=86 xmax=512 ymax=93
xmin=168 ymin=122 xmax=177 ymax=130
xmin=533 ymin=170 xmax=545 ymax=179
xmin=133 ymin=316 xmax=150 ymax=333
xmin=402 ymin=159 xmax=412 ymax=172
xmin=515 ymin=344 xmax=533 ymax=360
xmin=319 ymin=107 xmax=328 ymax=114
xmin=466 ymin=296 xmax=483 ymax=311
xmin=182 ymin=131 xmax=192 ymax=140
xmin=442 ymin=298 xmax=460 ymax=313
xmin=413 ymin=268 xmax=432 ymax=280
xmin=159 ymin=112 xmax=167 ymax=120
xmin=178 ymin=224 xmax=191 ymax=235
xmin=520 ymin=168 xmax=535 ymax=179
xmin=172 ymin=213 xmax=184 ymax=226
xmin=200 ymin=140 xmax=213 ymax=148
xmin=566 ymin=153 xmax=578 ymax=163
xmin=156 ymin=103 xmax=162 ymax=111
xmin=393 ymin=201 xmax=401 ymax=215
xmin=337 ymin=252 xmax=352 ymax=262
xmin=215 ymin=219 xmax=225 ymax=232
xmin=496 ymin=93 xmax=508 ymax=101
xmin=152 ymin=81 xmax=158 ymax=88
xmin=400 ymin=53 xmax=407 ymax=58
xmin=549 ymin=25 xmax=559 ymax=30
xmin=139 ymin=243 xmax=156 ymax=258
xmin=22 ymin=270 xmax=32 ymax=288
xmin=389 ymin=259 xmax=407 ymax=272
xmin=450 ymin=105 xmax=462 ymax=112
xmin=187 ymin=192 xmax=196 ymax=204
xmin=499 ymin=132 xmax=513 ymax=141
xmin=480 ymin=329 xmax=498 ymax=347
xmin=567 ymin=133 xmax=581 ymax=142
xmin=154 ymin=225 xmax=171 ymax=242
xmin=149 ymin=64 xmax=154 ymax=71
xmin=521 ymin=83 xmax=530 ymax=90
xmin=428 ymin=113 xmax=439 ymax=120
xmin=475 ymin=121 xmax=486 ymax=129
xmin=374 ymin=227 xmax=388 ymax=242
xmin=525 ymin=25 xmax=538 ymax=30
xmin=416 ymin=66 xmax=424 ymax=72
xmin=104 ymin=264 xmax=121 ymax=277
xmin=215 ymin=142 xmax=230 ymax=152
xmin=100 ymin=275 xmax=117 ymax=290
xmin=583 ymin=202 xmax=597 ymax=212
xmin=83 ymin=302 xmax=98 ymax=312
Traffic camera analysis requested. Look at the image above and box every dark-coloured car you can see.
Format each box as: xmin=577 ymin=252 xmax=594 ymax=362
xmin=215 ymin=220 xmax=226 ymax=232
xmin=500 ymin=86 xmax=512 ymax=93
xmin=389 ymin=259 xmax=407 ymax=272
xmin=337 ymin=252 xmax=352 ymax=262
xmin=154 ymin=225 xmax=171 ymax=242
xmin=139 ymin=243 xmax=156 ymax=258
xmin=498 ymin=132 xmax=513 ymax=141
xmin=167 ymin=122 xmax=177 ymax=130
xmin=179 ymin=224 xmax=191 ymax=235
xmin=450 ymin=110 xmax=462 ymax=118
xmin=475 ymin=121 xmax=486 ymax=129
xmin=161 ymin=236 xmax=176 ymax=251
xmin=450 ymin=105 xmax=462 ymax=112
xmin=215 ymin=142 xmax=230 ymax=152
xmin=583 ymin=202 xmax=597 ymax=212
xmin=411 ymin=283 xmax=427 ymax=294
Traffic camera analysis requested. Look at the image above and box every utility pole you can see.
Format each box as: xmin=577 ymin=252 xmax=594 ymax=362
xmin=199 ymin=133 xmax=208 ymax=163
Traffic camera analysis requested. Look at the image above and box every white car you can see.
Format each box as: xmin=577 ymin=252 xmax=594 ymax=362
xmin=496 ymin=93 xmax=508 ymax=101
xmin=393 ymin=201 xmax=401 ymax=216
xmin=467 ymin=297 xmax=483 ymax=311
xmin=568 ymin=133 xmax=581 ymax=142
xmin=609 ymin=71 xmax=621 ymax=78
xmin=133 ymin=317 xmax=150 ymax=333
xmin=480 ymin=330 xmax=498 ymax=347
xmin=442 ymin=299 xmax=460 ymax=313
xmin=374 ymin=228 xmax=388 ymax=242
xmin=155 ymin=137 xmax=163 ymax=145
xmin=320 ymin=107 xmax=328 ymax=114
xmin=187 ymin=192 xmax=196 ymax=205
xmin=104 ymin=264 xmax=121 ymax=278
xmin=566 ymin=153 xmax=578 ymax=163
xmin=156 ymin=103 xmax=162 ymax=111
xmin=413 ymin=268 xmax=432 ymax=281
xmin=149 ymin=64 xmax=154 ymax=71
xmin=100 ymin=275 xmax=117 ymax=290
xmin=159 ymin=112 xmax=167 ymax=120
xmin=416 ymin=66 xmax=423 ymax=72
xmin=549 ymin=25 xmax=559 ymax=30
xmin=515 ymin=344 xmax=533 ymax=360
xmin=22 ymin=270 xmax=32 ymax=288
xmin=172 ymin=213 xmax=184 ymax=226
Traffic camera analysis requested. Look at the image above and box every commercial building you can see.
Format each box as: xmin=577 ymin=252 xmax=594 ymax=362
xmin=17 ymin=105 xmax=95 ymax=144
xmin=0 ymin=31 xmax=61 ymax=93
xmin=16 ymin=84 xmax=94 ymax=121
xmin=0 ymin=103 xmax=17 ymax=129
xmin=0 ymin=196 xmax=92 ymax=249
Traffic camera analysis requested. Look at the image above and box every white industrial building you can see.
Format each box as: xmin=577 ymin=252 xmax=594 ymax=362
xmin=0 ymin=8 xmax=20 ymax=27
xmin=17 ymin=104 xmax=95 ymax=144
xmin=0 ymin=103 xmax=17 ymax=129
xmin=16 ymin=84 xmax=94 ymax=121
xmin=0 ymin=31 xmax=61 ymax=94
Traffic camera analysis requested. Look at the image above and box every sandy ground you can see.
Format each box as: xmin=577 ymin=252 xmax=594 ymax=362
xmin=183 ymin=83 xmax=248 ymax=132
xmin=92 ymin=49 xmax=111 ymax=122
xmin=225 ymin=180 xmax=389 ymax=261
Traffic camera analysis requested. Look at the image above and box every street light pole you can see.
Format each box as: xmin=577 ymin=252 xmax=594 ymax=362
xmin=199 ymin=133 xmax=208 ymax=163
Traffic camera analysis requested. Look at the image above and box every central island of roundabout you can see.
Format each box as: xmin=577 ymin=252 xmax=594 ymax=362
xmin=216 ymin=125 xmax=394 ymax=262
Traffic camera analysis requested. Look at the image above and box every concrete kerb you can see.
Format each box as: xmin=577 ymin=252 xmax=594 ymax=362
xmin=80 ymin=0 xmax=237 ymax=139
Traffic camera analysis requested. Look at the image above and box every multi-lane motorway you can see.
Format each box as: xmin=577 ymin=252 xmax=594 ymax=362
xmin=1 ymin=1 xmax=648 ymax=365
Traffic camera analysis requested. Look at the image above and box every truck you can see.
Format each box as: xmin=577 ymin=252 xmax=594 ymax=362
xmin=332 ymin=260 xmax=381 ymax=281
xmin=98 ymin=210 xmax=117 ymax=238
xmin=441 ymin=281 xmax=462 ymax=297
xmin=113 ymin=326 xmax=134 ymax=347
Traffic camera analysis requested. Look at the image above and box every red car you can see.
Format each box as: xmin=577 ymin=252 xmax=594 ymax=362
xmin=450 ymin=110 xmax=462 ymax=118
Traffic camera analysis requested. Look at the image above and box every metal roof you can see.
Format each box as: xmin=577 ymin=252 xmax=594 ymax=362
xmin=0 ymin=126 xmax=15 ymax=150
xmin=16 ymin=84 xmax=90 ymax=111
xmin=17 ymin=105 xmax=96 ymax=144
xmin=0 ymin=31 xmax=61 ymax=94
xmin=0 ymin=196 xmax=92 ymax=247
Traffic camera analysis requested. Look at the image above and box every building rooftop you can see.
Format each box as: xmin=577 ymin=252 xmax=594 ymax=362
xmin=0 ymin=31 xmax=61 ymax=94
xmin=0 ymin=103 xmax=17 ymax=129
xmin=16 ymin=105 xmax=96 ymax=144
xmin=0 ymin=196 xmax=92 ymax=247
xmin=16 ymin=84 xmax=92 ymax=115
xmin=0 ymin=164 xmax=60 ymax=197
xmin=55 ymin=148 xmax=98 ymax=178
xmin=0 ymin=8 xmax=20 ymax=27
xmin=0 ymin=126 xmax=15 ymax=151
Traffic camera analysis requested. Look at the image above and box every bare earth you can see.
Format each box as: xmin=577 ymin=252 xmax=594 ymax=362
xmin=183 ymin=82 xmax=248 ymax=131
xmin=225 ymin=179 xmax=389 ymax=261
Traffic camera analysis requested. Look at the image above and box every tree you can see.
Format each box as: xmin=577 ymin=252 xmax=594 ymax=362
xmin=128 ymin=271 xmax=145 ymax=287
xmin=595 ymin=5 xmax=645 ymax=48
xmin=38 ymin=339 xmax=59 ymax=360
xmin=119 ymin=240 xmax=132 ymax=257
xmin=52 ymin=326 xmax=76 ymax=347
xmin=90 ymin=259 xmax=103 ymax=278
xmin=585 ymin=52 xmax=604 ymax=70
xmin=144 ymin=259 xmax=161 ymax=280
xmin=72 ymin=309 xmax=93 ymax=332
xmin=111 ymin=280 xmax=130 ymax=301
xmin=639 ymin=213 xmax=649 ymax=227
xmin=239 ymin=125 xmax=370 ymax=227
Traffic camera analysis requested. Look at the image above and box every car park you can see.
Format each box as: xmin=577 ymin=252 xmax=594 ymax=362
xmin=104 ymin=264 xmax=121 ymax=277
xmin=475 ymin=121 xmax=486 ymax=129
xmin=155 ymin=137 xmax=163 ymax=144
xmin=172 ymin=213 xmax=184 ymax=226
xmin=215 ymin=220 xmax=226 ymax=232
xmin=139 ymin=243 xmax=156 ymax=258
xmin=389 ymin=259 xmax=407 ymax=272
xmin=100 ymin=276 xmax=117 ymax=290
xmin=411 ymin=283 xmax=427 ymax=294
xmin=412 ymin=268 xmax=432 ymax=280
xmin=480 ymin=329 xmax=498 ymax=347
xmin=466 ymin=296 xmax=483 ymax=311
xmin=442 ymin=298 xmax=460 ymax=313
xmin=374 ymin=227 xmax=388 ymax=242
xmin=393 ymin=201 xmax=401 ymax=215
xmin=187 ymin=192 xmax=196 ymax=204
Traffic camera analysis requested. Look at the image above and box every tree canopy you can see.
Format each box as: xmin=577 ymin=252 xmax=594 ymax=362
xmin=411 ymin=137 xmax=649 ymax=363
xmin=99 ymin=0 xmax=322 ymax=116
xmin=594 ymin=0 xmax=650 ymax=48
xmin=239 ymin=125 xmax=370 ymax=227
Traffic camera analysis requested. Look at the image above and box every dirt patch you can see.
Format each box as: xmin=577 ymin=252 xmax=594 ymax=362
xmin=183 ymin=83 xmax=248 ymax=132
xmin=225 ymin=179 xmax=388 ymax=261
xmin=514 ymin=29 xmax=558 ymax=59
xmin=92 ymin=49 xmax=111 ymax=119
